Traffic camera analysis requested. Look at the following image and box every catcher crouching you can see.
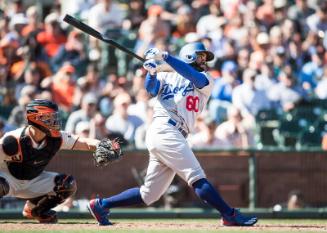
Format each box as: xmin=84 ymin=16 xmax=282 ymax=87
xmin=0 ymin=99 xmax=122 ymax=223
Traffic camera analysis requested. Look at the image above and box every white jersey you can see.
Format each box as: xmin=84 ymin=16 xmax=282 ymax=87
xmin=153 ymin=71 xmax=214 ymax=133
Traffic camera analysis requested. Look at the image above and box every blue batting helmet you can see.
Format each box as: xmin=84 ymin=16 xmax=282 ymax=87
xmin=179 ymin=42 xmax=214 ymax=64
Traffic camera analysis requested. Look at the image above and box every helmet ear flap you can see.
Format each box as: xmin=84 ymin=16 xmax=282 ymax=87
xmin=184 ymin=54 xmax=197 ymax=63
xmin=179 ymin=42 xmax=214 ymax=64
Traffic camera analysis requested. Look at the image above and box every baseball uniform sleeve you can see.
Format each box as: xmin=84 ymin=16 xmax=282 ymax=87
xmin=164 ymin=55 xmax=209 ymax=88
xmin=145 ymin=73 xmax=161 ymax=97
xmin=196 ymin=73 xmax=214 ymax=96
xmin=60 ymin=131 xmax=79 ymax=150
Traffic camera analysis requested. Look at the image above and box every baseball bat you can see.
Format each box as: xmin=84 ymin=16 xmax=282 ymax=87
xmin=63 ymin=14 xmax=145 ymax=62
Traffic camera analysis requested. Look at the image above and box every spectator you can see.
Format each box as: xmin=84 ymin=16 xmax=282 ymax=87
xmin=0 ymin=118 xmax=6 ymax=138
xmin=48 ymin=63 xmax=77 ymax=112
xmin=299 ymin=45 xmax=325 ymax=93
xmin=102 ymin=73 xmax=128 ymax=99
xmin=128 ymin=88 xmax=150 ymax=123
xmin=268 ymin=67 xmax=307 ymax=112
xmin=209 ymin=61 xmax=240 ymax=123
xmin=60 ymin=0 xmax=96 ymax=21
xmin=172 ymin=5 xmax=195 ymax=39
xmin=105 ymin=92 xmax=143 ymax=143
xmin=21 ymin=6 xmax=43 ymax=37
xmin=196 ymin=2 xmax=222 ymax=37
xmin=322 ymin=133 xmax=327 ymax=150
xmin=232 ymin=68 xmax=271 ymax=126
xmin=6 ymin=0 xmax=24 ymax=17
xmin=130 ymin=67 xmax=147 ymax=97
xmin=7 ymin=93 xmax=31 ymax=128
xmin=65 ymin=92 xmax=97 ymax=134
xmin=188 ymin=117 xmax=225 ymax=149
xmin=306 ymin=0 xmax=327 ymax=33
xmin=88 ymin=0 xmax=125 ymax=74
xmin=75 ymin=120 xmax=91 ymax=138
xmin=256 ymin=0 xmax=275 ymax=30
xmin=273 ymin=189 xmax=306 ymax=211
xmin=36 ymin=12 xmax=67 ymax=58
xmin=76 ymin=64 xmax=104 ymax=94
xmin=236 ymin=48 xmax=250 ymax=80
xmin=287 ymin=190 xmax=305 ymax=210
xmin=135 ymin=5 xmax=170 ymax=56
xmin=88 ymin=0 xmax=125 ymax=34
xmin=14 ymin=63 xmax=42 ymax=100
xmin=122 ymin=0 xmax=146 ymax=33
xmin=89 ymin=113 xmax=108 ymax=139
xmin=134 ymin=105 xmax=154 ymax=149
xmin=288 ymin=0 xmax=315 ymax=33
xmin=215 ymin=106 xmax=255 ymax=148
xmin=274 ymin=0 xmax=288 ymax=25
xmin=254 ymin=63 xmax=277 ymax=92
xmin=254 ymin=32 xmax=270 ymax=58
xmin=315 ymin=65 xmax=327 ymax=99
xmin=51 ymin=30 xmax=88 ymax=76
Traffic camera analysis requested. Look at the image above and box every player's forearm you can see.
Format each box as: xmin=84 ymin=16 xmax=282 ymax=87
xmin=144 ymin=73 xmax=160 ymax=96
xmin=72 ymin=137 xmax=100 ymax=151
xmin=164 ymin=55 xmax=209 ymax=88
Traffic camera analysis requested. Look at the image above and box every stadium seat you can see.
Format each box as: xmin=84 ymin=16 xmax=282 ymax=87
xmin=255 ymin=109 xmax=280 ymax=148
xmin=310 ymin=98 xmax=327 ymax=110
xmin=314 ymin=119 xmax=327 ymax=134
xmin=289 ymin=106 xmax=321 ymax=125
xmin=255 ymin=109 xmax=280 ymax=123
xmin=273 ymin=118 xmax=307 ymax=148
xmin=296 ymin=126 xmax=323 ymax=149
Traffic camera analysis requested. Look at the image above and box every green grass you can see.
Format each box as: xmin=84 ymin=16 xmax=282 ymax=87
xmin=1 ymin=219 xmax=327 ymax=233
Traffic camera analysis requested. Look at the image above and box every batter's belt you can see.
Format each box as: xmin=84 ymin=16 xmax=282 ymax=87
xmin=167 ymin=118 xmax=188 ymax=138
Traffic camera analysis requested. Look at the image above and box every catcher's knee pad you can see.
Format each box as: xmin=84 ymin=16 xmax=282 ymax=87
xmin=28 ymin=174 xmax=77 ymax=215
xmin=0 ymin=177 xmax=9 ymax=197
xmin=54 ymin=174 xmax=77 ymax=202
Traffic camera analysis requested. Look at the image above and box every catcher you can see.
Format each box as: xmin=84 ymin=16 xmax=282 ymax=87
xmin=0 ymin=99 xmax=122 ymax=223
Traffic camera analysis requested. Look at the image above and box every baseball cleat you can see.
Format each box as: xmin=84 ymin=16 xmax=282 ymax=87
xmin=22 ymin=201 xmax=58 ymax=224
xmin=221 ymin=209 xmax=257 ymax=226
xmin=88 ymin=198 xmax=111 ymax=226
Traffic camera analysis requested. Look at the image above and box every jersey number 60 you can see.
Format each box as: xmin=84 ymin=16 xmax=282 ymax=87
xmin=186 ymin=96 xmax=199 ymax=112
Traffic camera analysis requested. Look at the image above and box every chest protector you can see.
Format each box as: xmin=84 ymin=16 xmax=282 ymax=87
xmin=7 ymin=127 xmax=62 ymax=180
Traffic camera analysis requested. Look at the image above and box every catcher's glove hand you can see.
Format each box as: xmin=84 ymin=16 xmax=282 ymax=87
xmin=93 ymin=138 xmax=123 ymax=167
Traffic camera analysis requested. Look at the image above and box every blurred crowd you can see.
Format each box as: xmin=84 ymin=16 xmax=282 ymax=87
xmin=0 ymin=0 xmax=327 ymax=150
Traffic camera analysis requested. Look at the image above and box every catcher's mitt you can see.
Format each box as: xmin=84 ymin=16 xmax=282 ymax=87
xmin=93 ymin=138 xmax=123 ymax=167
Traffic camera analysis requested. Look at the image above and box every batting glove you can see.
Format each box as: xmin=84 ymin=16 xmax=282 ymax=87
xmin=144 ymin=48 xmax=168 ymax=61
xmin=143 ymin=59 xmax=158 ymax=75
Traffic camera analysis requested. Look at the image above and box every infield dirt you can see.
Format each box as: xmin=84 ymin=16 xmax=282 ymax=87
xmin=1 ymin=221 xmax=327 ymax=232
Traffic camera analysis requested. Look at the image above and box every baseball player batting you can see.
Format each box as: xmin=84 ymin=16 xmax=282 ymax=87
xmin=0 ymin=99 xmax=121 ymax=223
xmin=88 ymin=42 xmax=257 ymax=226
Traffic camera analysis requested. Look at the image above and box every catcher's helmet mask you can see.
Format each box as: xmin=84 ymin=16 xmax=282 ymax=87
xmin=179 ymin=42 xmax=214 ymax=72
xmin=26 ymin=99 xmax=61 ymax=137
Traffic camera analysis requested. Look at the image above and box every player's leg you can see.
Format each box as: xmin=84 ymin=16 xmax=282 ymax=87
xmin=150 ymin=133 xmax=232 ymax=214
xmin=151 ymin=125 xmax=257 ymax=226
xmin=20 ymin=172 xmax=77 ymax=223
xmin=192 ymin=178 xmax=257 ymax=226
xmin=88 ymin=156 xmax=175 ymax=225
